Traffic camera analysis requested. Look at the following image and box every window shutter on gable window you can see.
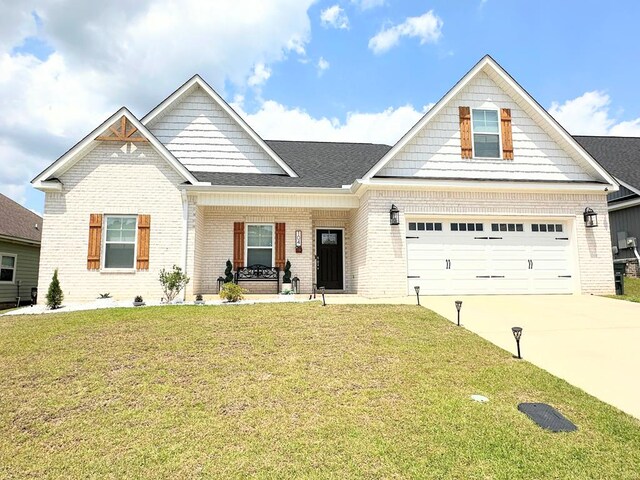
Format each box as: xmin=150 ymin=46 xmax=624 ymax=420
xmin=459 ymin=106 xmax=472 ymax=159
xmin=136 ymin=214 xmax=151 ymax=270
xmin=275 ymin=223 xmax=286 ymax=269
xmin=500 ymin=108 xmax=514 ymax=160
xmin=87 ymin=214 xmax=103 ymax=270
xmin=233 ymin=222 xmax=245 ymax=269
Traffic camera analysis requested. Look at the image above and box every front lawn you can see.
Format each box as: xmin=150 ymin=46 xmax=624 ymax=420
xmin=1 ymin=304 xmax=639 ymax=479
xmin=610 ymin=275 xmax=640 ymax=303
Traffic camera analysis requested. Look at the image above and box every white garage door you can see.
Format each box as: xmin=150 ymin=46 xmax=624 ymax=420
xmin=406 ymin=219 xmax=574 ymax=295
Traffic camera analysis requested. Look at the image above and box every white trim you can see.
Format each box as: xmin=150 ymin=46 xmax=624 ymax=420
xmin=141 ymin=75 xmax=298 ymax=178
xmin=245 ymin=223 xmax=275 ymax=267
xmin=314 ymin=227 xmax=346 ymax=291
xmin=101 ymin=214 xmax=138 ymax=271
xmin=360 ymin=55 xmax=618 ymax=188
xmin=470 ymin=108 xmax=502 ymax=160
xmin=31 ymin=108 xmax=203 ymax=190
xmin=181 ymin=190 xmax=189 ymax=302
xmin=609 ymin=197 xmax=640 ymax=212
xmin=0 ymin=252 xmax=17 ymax=284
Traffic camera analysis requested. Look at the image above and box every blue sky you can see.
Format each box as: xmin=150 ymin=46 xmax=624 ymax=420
xmin=2 ymin=0 xmax=640 ymax=214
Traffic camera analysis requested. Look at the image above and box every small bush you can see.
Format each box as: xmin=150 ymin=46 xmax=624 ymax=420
xmin=283 ymin=260 xmax=292 ymax=284
xmin=220 ymin=283 xmax=246 ymax=303
xmin=195 ymin=294 xmax=203 ymax=301
xmin=224 ymin=260 xmax=234 ymax=283
xmin=159 ymin=265 xmax=190 ymax=303
xmin=98 ymin=293 xmax=111 ymax=299
xmin=46 ymin=269 xmax=64 ymax=310
xmin=134 ymin=295 xmax=144 ymax=303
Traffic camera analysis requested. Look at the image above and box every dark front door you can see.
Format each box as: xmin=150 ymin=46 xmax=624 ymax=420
xmin=316 ymin=229 xmax=344 ymax=290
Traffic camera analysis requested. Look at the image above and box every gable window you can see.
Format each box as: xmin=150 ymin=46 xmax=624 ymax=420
xmin=246 ymin=224 xmax=274 ymax=267
xmin=104 ymin=216 xmax=137 ymax=269
xmin=0 ymin=254 xmax=16 ymax=283
xmin=472 ymin=109 xmax=500 ymax=158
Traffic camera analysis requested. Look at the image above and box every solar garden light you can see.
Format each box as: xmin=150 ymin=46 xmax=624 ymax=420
xmin=512 ymin=327 xmax=523 ymax=359
xmin=414 ymin=285 xmax=420 ymax=306
xmin=455 ymin=300 xmax=462 ymax=327
xmin=320 ymin=287 xmax=326 ymax=306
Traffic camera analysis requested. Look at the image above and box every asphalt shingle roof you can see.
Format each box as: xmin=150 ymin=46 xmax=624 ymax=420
xmin=0 ymin=193 xmax=42 ymax=243
xmin=574 ymin=135 xmax=640 ymax=191
xmin=192 ymin=140 xmax=391 ymax=188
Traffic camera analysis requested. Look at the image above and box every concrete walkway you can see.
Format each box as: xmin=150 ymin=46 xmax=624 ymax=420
xmin=422 ymin=294 xmax=640 ymax=420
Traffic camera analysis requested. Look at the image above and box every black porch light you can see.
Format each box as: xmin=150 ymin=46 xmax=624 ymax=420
xmin=389 ymin=204 xmax=400 ymax=226
xmin=414 ymin=285 xmax=420 ymax=306
xmin=455 ymin=300 xmax=462 ymax=327
xmin=511 ymin=327 xmax=523 ymax=359
xmin=583 ymin=207 xmax=598 ymax=228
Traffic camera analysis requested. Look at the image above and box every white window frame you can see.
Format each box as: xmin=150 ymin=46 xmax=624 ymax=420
xmin=102 ymin=214 xmax=138 ymax=271
xmin=471 ymin=108 xmax=502 ymax=160
xmin=245 ymin=223 xmax=275 ymax=267
xmin=0 ymin=253 xmax=17 ymax=284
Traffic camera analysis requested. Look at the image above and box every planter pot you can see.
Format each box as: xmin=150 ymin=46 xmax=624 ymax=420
xmin=133 ymin=301 xmax=145 ymax=307
xmin=281 ymin=283 xmax=293 ymax=294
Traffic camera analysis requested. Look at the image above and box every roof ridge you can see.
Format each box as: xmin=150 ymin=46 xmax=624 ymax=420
xmin=265 ymin=139 xmax=391 ymax=147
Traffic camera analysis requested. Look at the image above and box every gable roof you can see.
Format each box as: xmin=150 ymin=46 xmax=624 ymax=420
xmin=192 ymin=140 xmax=391 ymax=188
xmin=360 ymin=55 xmax=617 ymax=187
xmin=141 ymin=75 xmax=298 ymax=178
xmin=0 ymin=193 xmax=42 ymax=244
xmin=574 ymin=136 xmax=640 ymax=193
xmin=32 ymin=108 xmax=201 ymax=189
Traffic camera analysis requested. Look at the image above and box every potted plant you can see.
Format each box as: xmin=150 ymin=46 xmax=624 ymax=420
xmin=194 ymin=294 xmax=205 ymax=305
xmin=133 ymin=295 xmax=145 ymax=307
xmin=224 ymin=259 xmax=234 ymax=284
xmin=281 ymin=260 xmax=293 ymax=294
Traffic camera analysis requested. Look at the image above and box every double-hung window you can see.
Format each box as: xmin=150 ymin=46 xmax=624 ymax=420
xmin=472 ymin=109 xmax=500 ymax=158
xmin=104 ymin=216 xmax=137 ymax=269
xmin=0 ymin=254 xmax=16 ymax=282
xmin=246 ymin=224 xmax=274 ymax=267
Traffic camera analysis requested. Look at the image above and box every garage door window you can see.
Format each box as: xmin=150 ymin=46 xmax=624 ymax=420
xmin=491 ymin=223 xmax=524 ymax=232
xmin=532 ymin=224 xmax=563 ymax=233
xmin=408 ymin=222 xmax=442 ymax=231
xmin=451 ymin=223 xmax=484 ymax=232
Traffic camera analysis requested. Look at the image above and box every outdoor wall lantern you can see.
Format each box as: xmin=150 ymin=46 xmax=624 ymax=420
xmin=295 ymin=230 xmax=303 ymax=253
xmin=583 ymin=207 xmax=598 ymax=228
xmin=414 ymin=285 xmax=420 ymax=306
xmin=217 ymin=276 xmax=225 ymax=293
xmin=455 ymin=300 xmax=463 ymax=327
xmin=511 ymin=327 xmax=523 ymax=359
xmin=389 ymin=204 xmax=400 ymax=226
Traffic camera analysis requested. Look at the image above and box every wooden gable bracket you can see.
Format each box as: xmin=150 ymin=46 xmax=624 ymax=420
xmin=96 ymin=115 xmax=148 ymax=143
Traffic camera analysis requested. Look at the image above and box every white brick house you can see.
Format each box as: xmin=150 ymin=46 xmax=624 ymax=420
xmin=32 ymin=56 xmax=618 ymax=302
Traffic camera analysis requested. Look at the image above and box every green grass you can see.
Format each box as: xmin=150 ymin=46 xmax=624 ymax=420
xmin=1 ymin=304 xmax=639 ymax=479
xmin=609 ymin=275 xmax=640 ymax=303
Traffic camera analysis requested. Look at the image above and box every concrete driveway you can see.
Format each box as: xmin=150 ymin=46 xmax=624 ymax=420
xmin=423 ymin=295 xmax=640 ymax=419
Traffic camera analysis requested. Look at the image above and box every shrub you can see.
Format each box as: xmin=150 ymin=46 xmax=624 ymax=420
xmin=159 ymin=265 xmax=190 ymax=303
xmin=98 ymin=293 xmax=111 ymax=299
xmin=220 ymin=283 xmax=246 ymax=303
xmin=224 ymin=259 xmax=234 ymax=283
xmin=283 ymin=260 xmax=292 ymax=284
xmin=46 ymin=269 xmax=64 ymax=310
xmin=195 ymin=294 xmax=203 ymax=301
xmin=134 ymin=295 xmax=144 ymax=303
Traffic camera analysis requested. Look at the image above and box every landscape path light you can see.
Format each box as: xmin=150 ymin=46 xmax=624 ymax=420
xmin=414 ymin=285 xmax=420 ymax=306
xmin=512 ymin=327 xmax=523 ymax=359
xmin=455 ymin=300 xmax=462 ymax=327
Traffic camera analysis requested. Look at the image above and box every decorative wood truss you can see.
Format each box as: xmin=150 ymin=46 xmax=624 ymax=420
xmin=96 ymin=116 xmax=148 ymax=142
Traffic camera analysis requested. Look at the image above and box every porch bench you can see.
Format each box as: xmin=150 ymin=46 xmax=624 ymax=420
xmin=234 ymin=265 xmax=280 ymax=293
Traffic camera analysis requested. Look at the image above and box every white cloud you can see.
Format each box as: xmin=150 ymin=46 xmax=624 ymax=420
xmin=549 ymin=91 xmax=640 ymax=136
xmin=317 ymin=57 xmax=330 ymax=75
xmin=369 ymin=10 xmax=443 ymax=54
xmin=232 ymin=99 xmax=433 ymax=145
xmin=351 ymin=0 xmax=386 ymax=10
xmin=247 ymin=62 xmax=271 ymax=87
xmin=320 ymin=5 xmax=349 ymax=29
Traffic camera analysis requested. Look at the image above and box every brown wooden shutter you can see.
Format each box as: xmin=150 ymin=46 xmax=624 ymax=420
xmin=136 ymin=214 xmax=151 ymax=270
xmin=87 ymin=214 xmax=103 ymax=270
xmin=459 ymin=106 xmax=472 ymax=159
xmin=233 ymin=222 xmax=245 ymax=269
xmin=500 ymin=108 xmax=514 ymax=160
xmin=275 ymin=223 xmax=286 ymax=269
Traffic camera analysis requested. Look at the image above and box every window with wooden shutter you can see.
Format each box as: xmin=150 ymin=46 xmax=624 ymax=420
xmin=87 ymin=214 xmax=103 ymax=270
xmin=233 ymin=222 xmax=245 ymax=269
xmin=136 ymin=214 xmax=151 ymax=270
xmin=459 ymin=106 xmax=472 ymax=159
xmin=500 ymin=108 xmax=514 ymax=160
xmin=275 ymin=223 xmax=285 ymax=269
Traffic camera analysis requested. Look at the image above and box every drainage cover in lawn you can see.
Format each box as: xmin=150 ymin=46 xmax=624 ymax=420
xmin=518 ymin=403 xmax=578 ymax=432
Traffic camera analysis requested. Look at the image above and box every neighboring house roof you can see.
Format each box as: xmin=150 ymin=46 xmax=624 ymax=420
xmin=0 ymin=193 xmax=42 ymax=243
xmin=574 ymin=136 xmax=640 ymax=193
xmin=192 ymin=140 xmax=392 ymax=188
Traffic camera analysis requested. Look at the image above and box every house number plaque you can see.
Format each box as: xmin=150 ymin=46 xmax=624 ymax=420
xmin=295 ymin=230 xmax=302 ymax=253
